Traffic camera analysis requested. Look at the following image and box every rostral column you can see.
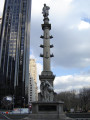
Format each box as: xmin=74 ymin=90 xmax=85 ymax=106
xmin=39 ymin=4 xmax=56 ymax=102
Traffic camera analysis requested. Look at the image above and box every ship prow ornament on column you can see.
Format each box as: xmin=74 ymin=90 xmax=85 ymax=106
xmin=25 ymin=4 xmax=74 ymax=120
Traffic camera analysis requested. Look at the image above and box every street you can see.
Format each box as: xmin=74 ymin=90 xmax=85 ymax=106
xmin=0 ymin=112 xmax=11 ymax=120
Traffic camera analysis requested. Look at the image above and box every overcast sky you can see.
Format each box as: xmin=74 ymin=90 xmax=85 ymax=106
xmin=1 ymin=0 xmax=90 ymax=93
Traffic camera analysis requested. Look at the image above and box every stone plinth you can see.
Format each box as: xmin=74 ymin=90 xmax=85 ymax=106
xmin=24 ymin=101 xmax=72 ymax=120
xmin=32 ymin=101 xmax=63 ymax=114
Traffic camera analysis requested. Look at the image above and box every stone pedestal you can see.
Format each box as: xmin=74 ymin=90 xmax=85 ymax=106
xmin=26 ymin=101 xmax=72 ymax=120
xmin=39 ymin=71 xmax=56 ymax=102
xmin=39 ymin=71 xmax=55 ymax=86
xmin=32 ymin=101 xmax=63 ymax=114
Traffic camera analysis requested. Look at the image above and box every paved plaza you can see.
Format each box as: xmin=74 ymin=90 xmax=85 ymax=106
xmin=0 ymin=113 xmax=90 ymax=120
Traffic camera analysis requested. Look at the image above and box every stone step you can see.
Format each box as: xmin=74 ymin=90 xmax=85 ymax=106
xmin=23 ymin=118 xmax=73 ymax=120
xmin=29 ymin=114 xmax=59 ymax=119
xmin=23 ymin=114 xmax=74 ymax=120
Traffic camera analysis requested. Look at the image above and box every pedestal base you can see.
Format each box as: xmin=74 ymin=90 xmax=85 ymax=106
xmin=24 ymin=101 xmax=73 ymax=120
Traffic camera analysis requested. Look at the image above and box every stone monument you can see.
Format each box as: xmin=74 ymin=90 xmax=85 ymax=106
xmin=38 ymin=4 xmax=56 ymax=103
xmin=25 ymin=4 xmax=73 ymax=120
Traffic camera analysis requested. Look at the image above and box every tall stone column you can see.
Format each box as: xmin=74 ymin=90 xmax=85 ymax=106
xmin=39 ymin=4 xmax=55 ymax=102
xmin=40 ymin=18 xmax=53 ymax=72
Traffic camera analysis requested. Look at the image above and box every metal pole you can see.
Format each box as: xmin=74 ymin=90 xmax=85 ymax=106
xmin=13 ymin=95 xmax=14 ymax=110
xmin=22 ymin=97 xmax=25 ymax=108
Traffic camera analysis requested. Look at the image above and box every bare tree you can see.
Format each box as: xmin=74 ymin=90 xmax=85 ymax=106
xmin=57 ymin=90 xmax=79 ymax=111
xmin=57 ymin=88 xmax=90 ymax=112
xmin=79 ymin=88 xmax=90 ymax=112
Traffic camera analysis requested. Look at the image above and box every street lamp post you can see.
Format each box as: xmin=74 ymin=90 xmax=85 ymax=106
xmin=24 ymin=99 xmax=25 ymax=108
xmin=22 ymin=97 xmax=25 ymax=108
xmin=13 ymin=95 xmax=15 ymax=110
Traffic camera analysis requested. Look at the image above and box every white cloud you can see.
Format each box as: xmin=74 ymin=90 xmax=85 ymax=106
xmin=55 ymin=75 xmax=73 ymax=84
xmin=30 ymin=54 xmax=35 ymax=59
xmin=37 ymin=63 xmax=43 ymax=75
xmin=31 ymin=0 xmax=51 ymax=17
xmin=78 ymin=21 xmax=90 ymax=30
xmin=0 ymin=0 xmax=5 ymax=16
xmin=54 ymin=74 xmax=90 ymax=93
xmin=31 ymin=0 xmax=73 ymax=19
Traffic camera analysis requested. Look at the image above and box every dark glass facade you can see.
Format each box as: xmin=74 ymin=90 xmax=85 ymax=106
xmin=0 ymin=0 xmax=31 ymax=107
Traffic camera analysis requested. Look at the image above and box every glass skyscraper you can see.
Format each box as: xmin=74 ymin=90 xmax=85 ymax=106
xmin=0 ymin=0 xmax=31 ymax=107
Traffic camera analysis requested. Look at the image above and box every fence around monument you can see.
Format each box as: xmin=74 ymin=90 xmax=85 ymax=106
xmin=66 ymin=113 xmax=90 ymax=120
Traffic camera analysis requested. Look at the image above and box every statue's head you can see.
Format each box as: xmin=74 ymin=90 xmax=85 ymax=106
xmin=44 ymin=4 xmax=46 ymax=6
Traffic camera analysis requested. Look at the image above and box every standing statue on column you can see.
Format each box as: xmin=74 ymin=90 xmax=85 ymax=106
xmin=42 ymin=4 xmax=50 ymax=17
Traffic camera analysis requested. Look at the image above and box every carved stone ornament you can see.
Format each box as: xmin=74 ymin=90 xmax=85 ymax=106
xmin=40 ymin=80 xmax=54 ymax=102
